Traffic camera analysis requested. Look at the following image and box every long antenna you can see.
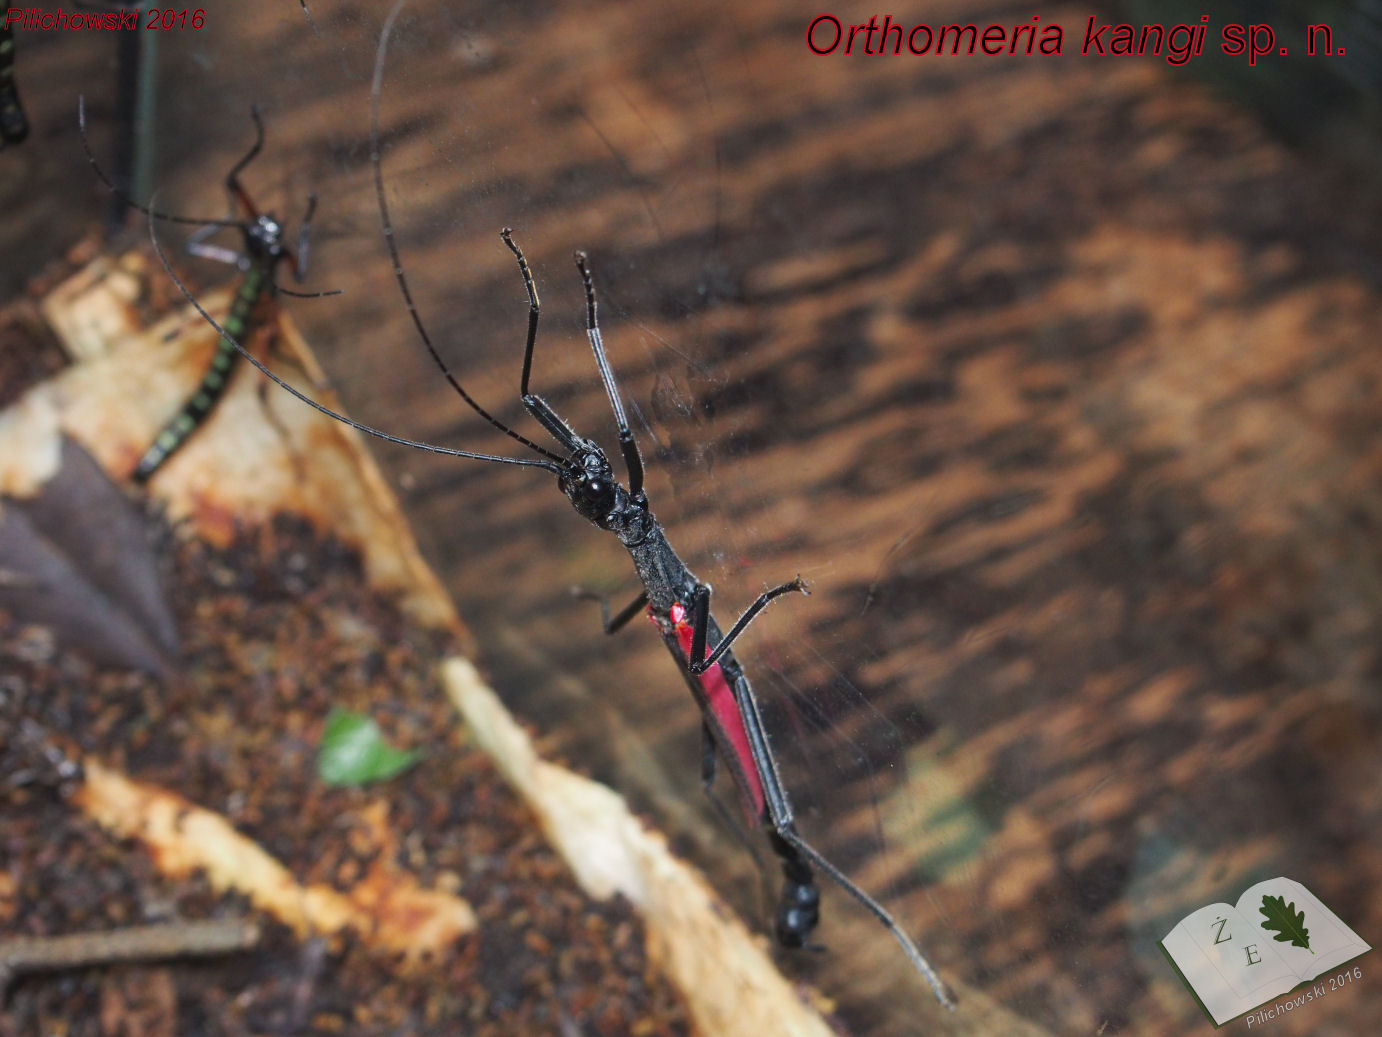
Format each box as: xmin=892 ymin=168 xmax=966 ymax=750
xmin=79 ymin=96 xmax=242 ymax=230
xmin=147 ymin=212 xmax=561 ymax=473
xmin=370 ymin=0 xmax=564 ymax=466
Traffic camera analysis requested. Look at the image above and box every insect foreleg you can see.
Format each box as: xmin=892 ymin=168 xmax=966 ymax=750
xmin=223 ymin=104 xmax=266 ymax=218
xmin=184 ymin=226 xmax=245 ymax=269
xmin=500 ymin=229 xmax=584 ymax=451
xmin=573 ymin=250 xmax=645 ymax=496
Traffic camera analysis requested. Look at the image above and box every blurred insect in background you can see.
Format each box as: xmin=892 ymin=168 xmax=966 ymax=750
xmin=79 ymin=98 xmax=334 ymax=482
xmin=0 ymin=28 xmax=30 ymax=148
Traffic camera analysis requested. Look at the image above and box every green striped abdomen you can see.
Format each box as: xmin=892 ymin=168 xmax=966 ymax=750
xmin=133 ymin=263 xmax=269 ymax=482
xmin=0 ymin=29 xmax=28 ymax=146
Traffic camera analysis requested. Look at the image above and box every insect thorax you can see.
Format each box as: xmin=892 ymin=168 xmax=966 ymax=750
xmin=244 ymin=214 xmax=286 ymax=260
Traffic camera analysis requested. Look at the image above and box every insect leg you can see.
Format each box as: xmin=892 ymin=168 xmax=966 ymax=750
xmin=573 ymin=251 xmax=645 ymax=497
xmin=686 ymin=577 xmax=809 ymax=676
xmin=571 ymin=587 xmax=648 ymax=634
xmin=275 ymin=195 xmax=342 ymax=299
xmin=731 ymin=663 xmax=956 ymax=1007
xmin=184 ymin=224 xmax=245 ymax=269
xmin=699 ymin=720 xmax=718 ymax=790
xmin=258 ymin=394 xmax=306 ymax=481
xmin=183 ymin=105 xmax=269 ymax=265
xmin=291 ymin=192 xmax=318 ymax=282
xmin=149 ymin=215 xmax=561 ymax=471
xmin=714 ymin=669 xmax=824 ymax=950
xmin=697 ymin=721 xmax=777 ymax=918
xmin=772 ymin=823 xmax=956 ymax=1009
xmin=499 ymin=229 xmax=584 ymax=451
xmin=224 ymin=105 xmax=266 ymax=219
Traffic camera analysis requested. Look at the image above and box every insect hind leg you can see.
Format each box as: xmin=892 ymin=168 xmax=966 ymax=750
xmin=729 ymin=662 xmax=956 ymax=1008
xmin=774 ymin=824 xmax=957 ymax=1009
xmin=696 ymin=722 xmax=779 ymax=926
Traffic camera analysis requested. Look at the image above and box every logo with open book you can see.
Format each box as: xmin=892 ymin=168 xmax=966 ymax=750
xmin=1161 ymin=877 xmax=1370 ymax=1026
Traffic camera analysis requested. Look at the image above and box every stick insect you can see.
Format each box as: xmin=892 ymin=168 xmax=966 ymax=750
xmin=78 ymin=98 xmax=328 ymax=482
xmin=146 ymin=7 xmax=956 ymax=1010
xmin=0 ymin=27 xmax=29 ymax=149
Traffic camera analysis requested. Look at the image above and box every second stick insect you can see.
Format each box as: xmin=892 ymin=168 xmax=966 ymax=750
xmin=150 ymin=9 xmax=956 ymax=1010
xmin=79 ymin=98 xmax=322 ymax=483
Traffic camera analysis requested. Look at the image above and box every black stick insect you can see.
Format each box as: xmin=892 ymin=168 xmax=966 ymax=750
xmin=78 ymin=97 xmax=333 ymax=482
xmin=0 ymin=27 xmax=30 ymax=149
xmin=147 ymin=8 xmax=956 ymax=1011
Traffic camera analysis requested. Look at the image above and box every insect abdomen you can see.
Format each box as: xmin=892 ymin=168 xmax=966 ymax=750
xmin=664 ymin=602 xmax=767 ymax=824
xmin=132 ymin=264 xmax=268 ymax=482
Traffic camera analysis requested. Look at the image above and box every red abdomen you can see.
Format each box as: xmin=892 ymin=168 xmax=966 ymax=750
xmin=666 ymin=602 xmax=766 ymax=822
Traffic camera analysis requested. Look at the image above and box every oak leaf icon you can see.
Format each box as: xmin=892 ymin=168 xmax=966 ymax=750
xmin=1260 ymin=894 xmax=1313 ymax=953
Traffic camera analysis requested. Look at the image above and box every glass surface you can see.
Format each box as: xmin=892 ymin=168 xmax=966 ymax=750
xmin=3 ymin=3 xmax=1380 ymax=1034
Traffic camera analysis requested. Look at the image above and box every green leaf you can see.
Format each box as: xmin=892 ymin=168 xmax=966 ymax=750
xmin=1259 ymin=894 xmax=1313 ymax=953
xmin=317 ymin=708 xmax=422 ymax=787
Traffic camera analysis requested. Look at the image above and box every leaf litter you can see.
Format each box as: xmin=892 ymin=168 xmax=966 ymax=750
xmin=0 ymin=514 xmax=690 ymax=1036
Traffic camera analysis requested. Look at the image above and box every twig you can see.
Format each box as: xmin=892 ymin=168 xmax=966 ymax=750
xmin=0 ymin=918 xmax=260 ymax=996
